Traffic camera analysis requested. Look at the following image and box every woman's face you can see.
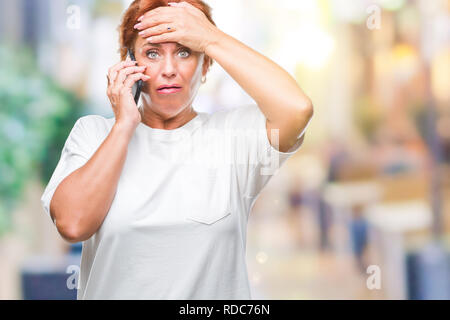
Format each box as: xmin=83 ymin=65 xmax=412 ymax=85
xmin=133 ymin=36 xmax=208 ymax=117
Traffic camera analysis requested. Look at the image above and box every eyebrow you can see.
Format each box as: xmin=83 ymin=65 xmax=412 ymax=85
xmin=141 ymin=43 xmax=185 ymax=49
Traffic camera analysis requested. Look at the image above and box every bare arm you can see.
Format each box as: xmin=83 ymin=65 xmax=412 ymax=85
xmin=50 ymin=122 xmax=134 ymax=243
xmin=50 ymin=55 xmax=150 ymax=243
xmin=205 ymin=29 xmax=313 ymax=152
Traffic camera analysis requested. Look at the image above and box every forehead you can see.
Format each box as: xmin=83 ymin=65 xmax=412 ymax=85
xmin=135 ymin=39 xmax=185 ymax=50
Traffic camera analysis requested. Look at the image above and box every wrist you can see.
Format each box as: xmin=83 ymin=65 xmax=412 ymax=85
xmin=205 ymin=26 xmax=226 ymax=57
xmin=113 ymin=120 xmax=137 ymax=140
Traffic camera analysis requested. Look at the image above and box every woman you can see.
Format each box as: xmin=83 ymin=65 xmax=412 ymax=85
xmin=41 ymin=0 xmax=313 ymax=299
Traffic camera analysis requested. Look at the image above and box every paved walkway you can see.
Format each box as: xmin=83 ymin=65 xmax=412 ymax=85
xmin=246 ymin=199 xmax=385 ymax=299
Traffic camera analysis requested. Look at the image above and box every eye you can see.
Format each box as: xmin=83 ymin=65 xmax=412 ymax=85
xmin=145 ymin=49 xmax=191 ymax=59
xmin=179 ymin=49 xmax=190 ymax=58
xmin=146 ymin=50 xmax=158 ymax=59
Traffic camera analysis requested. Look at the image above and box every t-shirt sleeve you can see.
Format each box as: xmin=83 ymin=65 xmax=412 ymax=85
xmin=40 ymin=116 xmax=98 ymax=225
xmin=227 ymin=104 xmax=308 ymax=199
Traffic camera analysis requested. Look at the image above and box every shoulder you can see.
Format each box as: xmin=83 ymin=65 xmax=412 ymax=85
xmin=207 ymin=104 xmax=263 ymax=130
xmin=76 ymin=114 xmax=111 ymax=127
xmin=210 ymin=104 xmax=260 ymax=118
xmin=69 ymin=115 xmax=114 ymax=147
xmin=74 ymin=114 xmax=114 ymax=134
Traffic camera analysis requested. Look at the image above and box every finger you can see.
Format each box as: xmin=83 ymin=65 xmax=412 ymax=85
xmin=115 ymin=66 xmax=146 ymax=87
xmin=110 ymin=60 xmax=137 ymax=82
xmin=138 ymin=23 xmax=174 ymax=38
xmin=109 ymin=60 xmax=138 ymax=83
xmin=114 ymin=65 xmax=147 ymax=86
xmin=123 ymin=73 xmax=151 ymax=88
xmin=137 ymin=6 xmax=165 ymax=22
xmin=110 ymin=59 xmax=136 ymax=76
xmin=135 ymin=15 xmax=172 ymax=32
xmin=146 ymin=31 xmax=175 ymax=44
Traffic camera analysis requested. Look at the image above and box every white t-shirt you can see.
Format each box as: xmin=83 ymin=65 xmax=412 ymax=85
xmin=40 ymin=104 xmax=304 ymax=299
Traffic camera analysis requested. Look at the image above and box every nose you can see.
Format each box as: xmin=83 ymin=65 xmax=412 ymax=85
xmin=160 ymin=55 xmax=177 ymax=79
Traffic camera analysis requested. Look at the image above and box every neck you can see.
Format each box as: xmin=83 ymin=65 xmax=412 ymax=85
xmin=139 ymin=105 xmax=198 ymax=130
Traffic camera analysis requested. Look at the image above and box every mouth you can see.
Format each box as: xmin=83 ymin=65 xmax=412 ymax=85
xmin=157 ymin=85 xmax=182 ymax=94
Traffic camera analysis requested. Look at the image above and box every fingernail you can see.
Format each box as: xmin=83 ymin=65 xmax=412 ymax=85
xmin=138 ymin=31 xmax=145 ymax=36
xmin=144 ymin=75 xmax=150 ymax=79
xmin=138 ymin=15 xmax=144 ymax=21
xmin=134 ymin=23 xmax=141 ymax=29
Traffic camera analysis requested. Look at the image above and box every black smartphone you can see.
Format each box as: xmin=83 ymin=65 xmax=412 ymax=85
xmin=127 ymin=48 xmax=143 ymax=106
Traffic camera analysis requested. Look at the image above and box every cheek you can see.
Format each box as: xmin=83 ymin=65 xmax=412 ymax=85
xmin=190 ymin=64 xmax=203 ymax=83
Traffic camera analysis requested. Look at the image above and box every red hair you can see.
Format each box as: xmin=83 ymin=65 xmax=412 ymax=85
xmin=117 ymin=0 xmax=216 ymax=70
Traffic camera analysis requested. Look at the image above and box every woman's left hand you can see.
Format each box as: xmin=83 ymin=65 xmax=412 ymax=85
xmin=134 ymin=1 xmax=219 ymax=53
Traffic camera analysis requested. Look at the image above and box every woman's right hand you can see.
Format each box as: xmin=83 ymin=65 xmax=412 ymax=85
xmin=106 ymin=57 xmax=150 ymax=131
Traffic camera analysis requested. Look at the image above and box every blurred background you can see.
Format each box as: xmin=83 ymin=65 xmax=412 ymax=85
xmin=0 ymin=0 xmax=449 ymax=299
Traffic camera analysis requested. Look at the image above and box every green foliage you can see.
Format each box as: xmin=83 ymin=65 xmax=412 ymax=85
xmin=0 ymin=42 xmax=84 ymax=237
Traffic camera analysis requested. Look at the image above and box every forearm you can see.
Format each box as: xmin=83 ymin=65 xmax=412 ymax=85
xmin=51 ymin=123 xmax=133 ymax=242
xmin=205 ymin=28 xmax=312 ymax=123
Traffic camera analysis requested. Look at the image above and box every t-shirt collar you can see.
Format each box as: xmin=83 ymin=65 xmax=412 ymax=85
xmin=137 ymin=111 xmax=209 ymax=142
